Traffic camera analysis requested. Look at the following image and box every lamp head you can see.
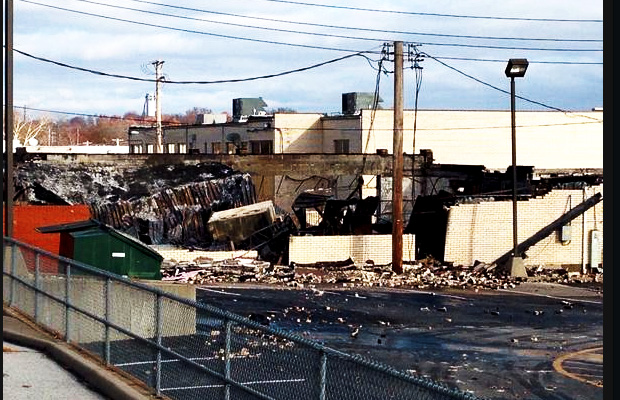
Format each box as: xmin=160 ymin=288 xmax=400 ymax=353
xmin=505 ymin=58 xmax=529 ymax=78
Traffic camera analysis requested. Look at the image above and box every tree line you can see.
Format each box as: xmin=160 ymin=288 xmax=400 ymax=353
xmin=5 ymin=107 xmax=226 ymax=147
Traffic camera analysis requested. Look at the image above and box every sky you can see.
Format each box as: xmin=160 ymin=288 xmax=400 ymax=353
xmin=5 ymin=0 xmax=603 ymax=121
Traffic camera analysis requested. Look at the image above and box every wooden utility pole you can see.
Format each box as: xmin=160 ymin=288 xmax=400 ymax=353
xmin=153 ymin=60 xmax=164 ymax=153
xmin=392 ymin=41 xmax=404 ymax=274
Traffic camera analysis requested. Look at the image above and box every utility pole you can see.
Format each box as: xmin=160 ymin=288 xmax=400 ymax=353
xmin=392 ymin=41 xmax=404 ymax=274
xmin=153 ymin=60 xmax=164 ymax=153
xmin=4 ymin=0 xmax=14 ymax=237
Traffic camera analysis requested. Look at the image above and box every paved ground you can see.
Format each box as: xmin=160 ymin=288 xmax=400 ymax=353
xmin=3 ymin=281 xmax=604 ymax=400
xmin=3 ymin=341 xmax=110 ymax=400
xmin=195 ymin=280 xmax=603 ymax=400
xmin=2 ymin=308 xmax=157 ymax=400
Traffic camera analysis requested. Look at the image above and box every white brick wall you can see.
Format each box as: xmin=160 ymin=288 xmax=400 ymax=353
xmin=289 ymin=234 xmax=415 ymax=265
xmin=444 ymin=185 xmax=603 ymax=267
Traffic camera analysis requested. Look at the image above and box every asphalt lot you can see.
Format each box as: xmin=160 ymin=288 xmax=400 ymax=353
xmin=194 ymin=281 xmax=603 ymax=400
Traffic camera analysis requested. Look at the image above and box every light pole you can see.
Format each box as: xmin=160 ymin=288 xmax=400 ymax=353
xmin=504 ymin=58 xmax=529 ymax=278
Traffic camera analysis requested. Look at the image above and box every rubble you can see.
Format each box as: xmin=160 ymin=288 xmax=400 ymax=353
xmin=160 ymin=254 xmax=603 ymax=293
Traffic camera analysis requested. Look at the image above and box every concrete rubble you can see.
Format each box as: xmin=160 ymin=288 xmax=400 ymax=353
xmin=161 ymin=256 xmax=603 ymax=291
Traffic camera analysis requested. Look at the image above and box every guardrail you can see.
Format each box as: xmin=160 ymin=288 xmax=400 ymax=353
xmin=3 ymin=236 xmax=481 ymax=400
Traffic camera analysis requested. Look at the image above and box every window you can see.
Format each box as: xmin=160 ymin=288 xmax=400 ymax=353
xmin=334 ymin=139 xmax=350 ymax=154
xmin=179 ymin=143 xmax=187 ymax=154
xmin=147 ymin=144 xmax=154 ymax=153
xmin=167 ymin=143 xmax=176 ymax=153
xmin=249 ymin=140 xmax=273 ymax=154
xmin=211 ymin=142 xmax=222 ymax=154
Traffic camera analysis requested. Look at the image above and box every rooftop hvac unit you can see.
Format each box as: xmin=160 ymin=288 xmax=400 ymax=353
xmin=233 ymin=97 xmax=268 ymax=120
xmin=342 ymin=92 xmax=383 ymax=115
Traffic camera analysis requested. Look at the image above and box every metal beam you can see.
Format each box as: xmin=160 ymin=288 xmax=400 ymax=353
xmin=494 ymin=192 xmax=603 ymax=267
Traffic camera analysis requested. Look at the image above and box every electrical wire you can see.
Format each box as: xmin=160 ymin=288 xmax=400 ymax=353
xmin=11 ymin=105 xmax=602 ymax=130
xmin=359 ymin=45 xmax=388 ymax=176
xmin=13 ymin=47 xmax=375 ymax=84
xmin=246 ymin=0 xmax=603 ymax=23
xmin=431 ymin=56 xmax=602 ymax=65
xmin=421 ymin=52 xmax=603 ymax=122
xmin=19 ymin=0 xmax=374 ymax=53
xmin=21 ymin=1 xmax=603 ymax=52
xmin=410 ymin=45 xmax=423 ymax=203
xmin=107 ymin=0 xmax=605 ymax=43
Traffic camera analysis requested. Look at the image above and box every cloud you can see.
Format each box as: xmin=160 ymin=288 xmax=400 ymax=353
xmin=11 ymin=0 xmax=603 ymax=118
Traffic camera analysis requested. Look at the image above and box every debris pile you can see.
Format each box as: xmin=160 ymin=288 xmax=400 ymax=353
xmin=161 ymin=257 xmax=294 ymax=284
xmin=160 ymin=256 xmax=602 ymax=291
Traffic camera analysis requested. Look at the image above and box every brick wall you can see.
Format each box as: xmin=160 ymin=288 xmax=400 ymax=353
xmin=3 ymin=205 xmax=91 ymax=255
xmin=443 ymin=185 xmax=604 ymax=268
xmin=289 ymin=234 xmax=415 ymax=265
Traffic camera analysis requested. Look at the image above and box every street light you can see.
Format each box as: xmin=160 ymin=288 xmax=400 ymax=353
xmin=504 ymin=58 xmax=529 ymax=278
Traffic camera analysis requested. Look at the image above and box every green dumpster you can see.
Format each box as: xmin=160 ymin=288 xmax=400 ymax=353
xmin=37 ymin=219 xmax=163 ymax=279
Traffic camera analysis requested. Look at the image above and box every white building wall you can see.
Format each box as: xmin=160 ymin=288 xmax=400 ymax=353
xmin=361 ymin=109 xmax=602 ymax=170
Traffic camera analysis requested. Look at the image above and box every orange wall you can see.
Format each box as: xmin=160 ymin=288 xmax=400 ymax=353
xmin=3 ymin=205 xmax=91 ymax=255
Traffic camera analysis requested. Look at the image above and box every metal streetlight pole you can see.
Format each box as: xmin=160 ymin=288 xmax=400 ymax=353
xmin=504 ymin=58 xmax=529 ymax=278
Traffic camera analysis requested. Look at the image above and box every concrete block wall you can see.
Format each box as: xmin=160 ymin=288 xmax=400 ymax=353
xmin=444 ymin=185 xmax=604 ymax=268
xmin=289 ymin=234 xmax=415 ymax=265
xmin=4 ymin=245 xmax=197 ymax=344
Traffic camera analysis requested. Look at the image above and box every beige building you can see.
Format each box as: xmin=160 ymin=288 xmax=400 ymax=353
xmin=129 ymin=108 xmax=603 ymax=170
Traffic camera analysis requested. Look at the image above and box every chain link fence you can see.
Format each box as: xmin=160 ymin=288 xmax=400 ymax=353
xmin=3 ymin=237 xmax=481 ymax=400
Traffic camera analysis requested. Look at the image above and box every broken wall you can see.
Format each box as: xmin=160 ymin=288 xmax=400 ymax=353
xmin=289 ymin=234 xmax=415 ymax=265
xmin=443 ymin=185 xmax=604 ymax=268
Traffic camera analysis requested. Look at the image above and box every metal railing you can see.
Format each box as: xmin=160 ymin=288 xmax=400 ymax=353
xmin=3 ymin=236 xmax=481 ymax=400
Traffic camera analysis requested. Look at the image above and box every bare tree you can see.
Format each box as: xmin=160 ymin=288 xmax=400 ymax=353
xmin=12 ymin=110 xmax=51 ymax=146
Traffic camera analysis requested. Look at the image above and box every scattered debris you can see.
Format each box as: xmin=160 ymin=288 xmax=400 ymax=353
xmin=160 ymin=253 xmax=603 ymax=293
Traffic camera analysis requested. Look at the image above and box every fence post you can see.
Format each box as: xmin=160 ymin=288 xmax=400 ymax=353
xmin=34 ymin=253 xmax=40 ymax=323
xmin=9 ymin=243 xmax=17 ymax=307
xmin=155 ymin=294 xmax=163 ymax=395
xmin=319 ymin=350 xmax=327 ymax=400
xmin=224 ymin=319 xmax=233 ymax=400
xmin=65 ymin=262 xmax=71 ymax=342
xmin=104 ymin=277 xmax=111 ymax=365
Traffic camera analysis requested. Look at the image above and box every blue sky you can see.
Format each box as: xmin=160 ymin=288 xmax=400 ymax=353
xmin=7 ymin=0 xmax=603 ymax=119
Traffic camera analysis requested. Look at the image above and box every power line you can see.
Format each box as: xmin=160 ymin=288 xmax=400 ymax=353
xmin=22 ymin=1 xmax=603 ymax=53
xmin=123 ymin=0 xmax=604 ymax=43
xmin=13 ymin=47 xmax=374 ymax=84
xmin=431 ymin=56 xmax=602 ymax=65
xmin=19 ymin=0 xmax=371 ymax=53
xmin=6 ymin=105 xmax=172 ymax=123
xmin=421 ymin=52 xmax=603 ymax=121
xmin=11 ymin=46 xmax=602 ymax=123
xmin=9 ymin=105 xmax=602 ymax=129
xmin=246 ymin=0 xmax=603 ymax=23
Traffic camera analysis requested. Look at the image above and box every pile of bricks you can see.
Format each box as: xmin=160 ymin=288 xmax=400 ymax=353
xmin=160 ymin=256 xmax=602 ymax=291
xmin=161 ymin=257 xmax=293 ymax=284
